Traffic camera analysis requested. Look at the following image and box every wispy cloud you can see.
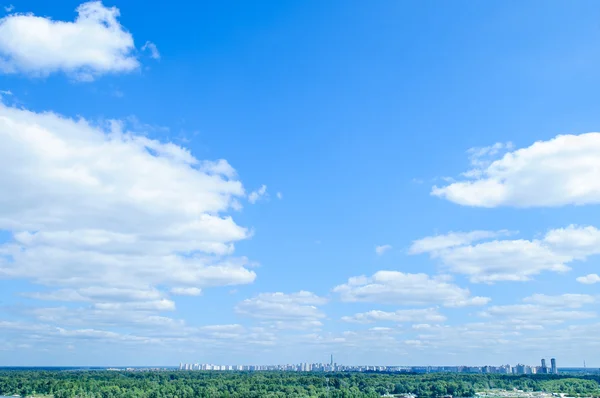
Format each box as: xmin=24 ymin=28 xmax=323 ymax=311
xmin=375 ymin=244 xmax=392 ymax=256
xmin=249 ymin=185 xmax=268 ymax=204
xmin=141 ymin=41 xmax=160 ymax=60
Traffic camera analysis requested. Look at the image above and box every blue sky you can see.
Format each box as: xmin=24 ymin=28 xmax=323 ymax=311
xmin=1 ymin=0 xmax=600 ymax=367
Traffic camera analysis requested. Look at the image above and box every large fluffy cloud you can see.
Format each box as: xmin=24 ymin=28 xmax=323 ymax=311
xmin=332 ymin=271 xmax=489 ymax=307
xmin=0 ymin=1 xmax=148 ymax=80
xmin=0 ymin=102 xmax=257 ymax=325
xmin=432 ymin=134 xmax=600 ymax=207
xmin=411 ymin=225 xmax=600 ymax=283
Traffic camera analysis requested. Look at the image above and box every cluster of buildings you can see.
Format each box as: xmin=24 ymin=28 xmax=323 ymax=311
xmin=178 ymin=358 xmax=559 ymax=375
xmin=179 ymin=363 xmax=340 ymax=372
xmin=179 ymin=355 xmax=340 ymax=372
xmin=511 ymin=359 xmax=558 ymax=375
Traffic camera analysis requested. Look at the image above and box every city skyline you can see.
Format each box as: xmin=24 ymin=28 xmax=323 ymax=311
xmin=175 ymin=357 xmax=566 ymax=373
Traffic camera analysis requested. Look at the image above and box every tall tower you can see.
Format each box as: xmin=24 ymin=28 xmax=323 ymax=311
xmin=330 ymin=354 xmax=333 ymax=367
xmin=551 ymin=358 xmax=557 ymax=374
xmin=541 ymin=358 xmax=547 ymax=373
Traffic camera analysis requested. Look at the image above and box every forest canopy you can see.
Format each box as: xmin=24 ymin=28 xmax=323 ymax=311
xmin=1 ymin=371 xmax=600 ymax=398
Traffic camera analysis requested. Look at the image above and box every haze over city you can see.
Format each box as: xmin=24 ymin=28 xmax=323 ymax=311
xmin=1 ymin=0 xmax=600 ymax=368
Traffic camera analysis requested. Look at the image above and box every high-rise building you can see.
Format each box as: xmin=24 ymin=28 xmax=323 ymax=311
xmin=541 ymin=359 xmax=547 ymax=374
xmin=551 ymin=358 xmax=557 ymax=374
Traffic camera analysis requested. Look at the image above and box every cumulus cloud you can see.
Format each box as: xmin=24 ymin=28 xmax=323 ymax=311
xmin=0 ymin=317 xmax=280 ymax=358
xmin=23 ymin=287 xmax=164 ymax=303
xmin=577 ymin=274 xmax=600 ymax=284
xmin=375 ymin=244 xmax=392 ymax=256
xmin=480 ymin=305 xmax=595 ymax=325
xmin=276 ymin=192 xmax=283 ymax=199
xmin=342 ymin=308 xmax=446 ymax=324
xmin=432 ymin=133 xmax=600 ymax=207
xmin=93 ymin=299 xmax=176 ymax=312
xmin=0 ymin=1 xmax=142 ymax=80
xmin=522 ymin=293 xmax=596 ymax=308
xmin=476 ymin=293 xmax=597 ymax=328
xmin=248 ymin=184 xmax=268 ymax=204
xmin=0 ymin=102 xmax=258 ymax=335
xmin=333 ymin=271 xmax=489 ymax=307
xmin=235 ymin=291 xmax=327 ymax=329
xmin=411 ymin=225 xmax=600 ymax=283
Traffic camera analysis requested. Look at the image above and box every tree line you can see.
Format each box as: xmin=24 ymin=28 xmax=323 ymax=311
xmin=0 ymin=370 xmax=599 ymax=398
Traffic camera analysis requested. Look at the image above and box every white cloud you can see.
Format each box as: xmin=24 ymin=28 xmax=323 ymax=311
xmin=375 ymin=244 xmax=392 ymax=256
xmin=235 ymin=291 xmax=327 ymax=329
xmin=478 ymin=293 xmax=597 ymax=326
xmin=26 ymin=306 xmax=185 ymax=330
xmin=0 ymin=1 xmax=141 ymax=80
xmin=577 ymin=274 xmax=600 ymax=284
xmin=409 ymin=230 xmax=510 ymax=254
xmin=522 ymin=293 xmax=596 ymax=308
xmin=480 ymin=305 xmax=595 ymax=325
xmin=342 ymin=308 xmax=446 ymax=324
xmin=94 ymin=299 xmax=176 ymax=312
xmin=463 ymin=142 xmax=514 ymax=178
xmin=0 ymin=102 xmax=258 ymax=332
xmin=170 ymin=287 xmax=202 ymax=296
xmin=411 ymin=226 xmax=600 ymax=283
xmin=141 ymin=41 xmax=160 ymax=60
xmin=543 ymin=225 xmax=600 ymax=259
xmin=23 ymin=287 xmax=164 ymax=302
xmin=438 ymin=240 xmax=568 ymax=283
xmin=248 ymin=184 xmax=267 ymax=204
xmin=276 ymin=192 xmax=283 ymax=200
xmin=432 ymin=133 xmax=600 ymax=207
xmin=3 ymin=4 xmax=13 ymax=12
xmin=333 ymin=271 xmax=489 ymax=307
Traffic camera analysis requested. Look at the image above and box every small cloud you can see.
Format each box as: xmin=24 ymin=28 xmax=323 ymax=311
xmin=231 ymin=199 xmax=243 ymax=211
xmin=170 ymin=287 xmax=202 ymax=296
xmin=276 ymin=192 xmax=283 ymax=200
xmin=112 ymin=89 xmax=124 ymax=98
xmin=141 ymin=41 xmax=160 ymax=60
xmin=576 ymin=274 xmax=600 ymax=285
xmin=248 ymin=184 xmax=268 ymax=204
xmin=411 ymin=178 xmax=424 ymax=185
xmin=0 ymin=89 xmax=12 ymax=96
xmin=375 ymin=244 xmax=392 ymax=256
xmin=4 ymin=4 xmax=14 ymax=12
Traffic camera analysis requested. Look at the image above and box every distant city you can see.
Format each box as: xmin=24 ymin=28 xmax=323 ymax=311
xmin=177 ymin=356 xmax=561 ymax=375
